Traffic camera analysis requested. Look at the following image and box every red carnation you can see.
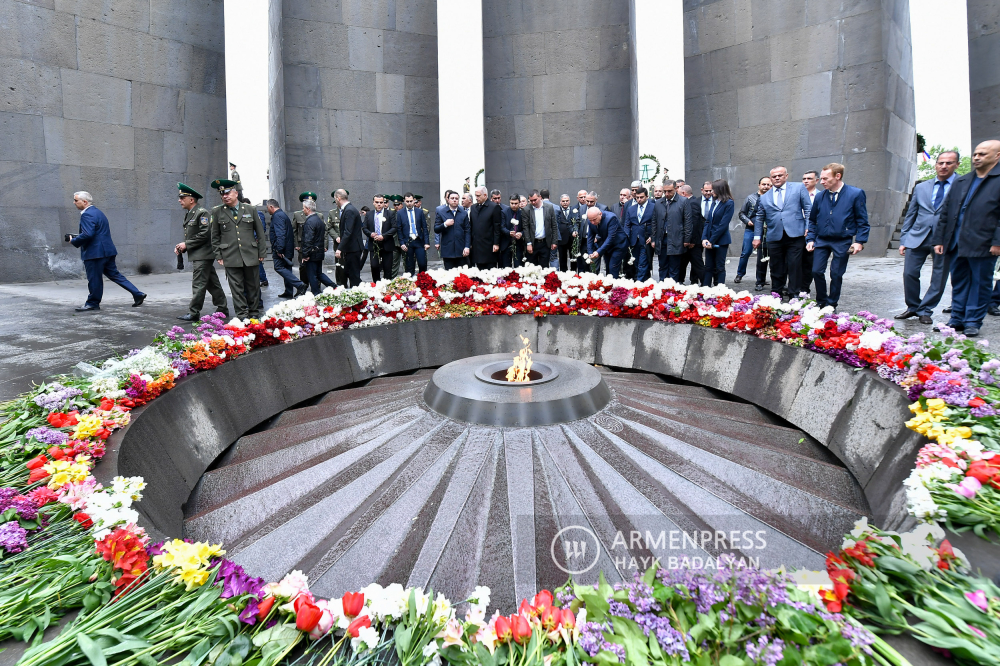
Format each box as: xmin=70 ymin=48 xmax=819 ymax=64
xmin=73 ymin=512 xmax=93 ymax=528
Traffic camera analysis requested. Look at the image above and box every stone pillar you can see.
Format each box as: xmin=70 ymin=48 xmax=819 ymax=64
xmin=481 ymin=0 xmax=638 ymax=201
xmin=279 ymin=0 xmax=440 ymax=215
xmin=0 ymin=0 xmax=227 ymax=283
xmin=269 ymin=0 xmax=287 ymax=207
xmin=684 ymin=0 xmax=917 ymax=254
xmin=967 ymin=0 xmax=999 ymax=146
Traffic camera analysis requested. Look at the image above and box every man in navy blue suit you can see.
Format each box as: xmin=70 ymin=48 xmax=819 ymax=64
xmin=806 ymin=163 xmax=869 ymax=309
xmin=754 ymin=166 xmax=813 ymax=298
xmin=623 ymin=187 xmax=654 ymax=281
xmin=586 ymin=206 xmax=627 ymax=278
xmin=435 ymin=191 xmax=471 ymax=269
xmin=399 ymin=192 xmax=430 ymax=274
xmin=70 ymin=191 xmax=145 ymax=312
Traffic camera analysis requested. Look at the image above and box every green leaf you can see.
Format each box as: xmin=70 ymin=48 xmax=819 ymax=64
xmin=875 ymin=556 xmax=921 ymax=576
xmin=395 ymin=624 xmax=413 ymax=656
xmin=77 ymin=634 xmax=109 ymax=666
xmin=719 ymin=656 xmax=745 ymax=666
xmin=873 ymin=583 xmax=893 ymax=620
xmin=178 ymin=637 xmax=213 ymax=666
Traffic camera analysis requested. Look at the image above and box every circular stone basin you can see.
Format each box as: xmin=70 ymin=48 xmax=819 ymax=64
xmin=476 ymin=359 xmax=559 ymax=385
xmin=424 ymin=353 xmax=610 ymax=427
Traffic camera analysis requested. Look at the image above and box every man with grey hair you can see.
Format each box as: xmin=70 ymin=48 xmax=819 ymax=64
xmin=469 ymin=185 xmax=501 ymax=269
xmin=678 ymin=184 xmax=693 ymax=198
xmin=265 ymin=199 xmax=307 ymax=298
xmin=70 ymin=191 xmax=146 ymax=311
xmin=300 ymin=198 xmax=328 ymax=294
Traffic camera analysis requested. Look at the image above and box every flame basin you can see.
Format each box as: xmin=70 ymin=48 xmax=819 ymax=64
xmin=423 ymin=353 xmax=610 ymax=427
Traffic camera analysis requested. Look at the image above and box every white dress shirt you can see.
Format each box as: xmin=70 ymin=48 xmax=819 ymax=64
xmin=533 ymin=206 xmax=545 ymax=239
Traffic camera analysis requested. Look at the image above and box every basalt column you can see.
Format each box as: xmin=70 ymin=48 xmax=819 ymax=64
xmin=967 ymin=0 xmax=999 ymax=146
xmin=279 ymin=0 xmax=440 ymax=214
xmin=481 ymin=0 xmax=639 ymax=199
xmin=0 ymin=0 xmax=227 ymax=283
xmin=684 ymin=0 xmax=917 ymax=254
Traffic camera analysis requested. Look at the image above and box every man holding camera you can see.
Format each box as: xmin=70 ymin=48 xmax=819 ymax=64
xmin=174 ymin=183 xmax=229 ymax=321
xmin=69 ymin=192 xmax=146 ymax=312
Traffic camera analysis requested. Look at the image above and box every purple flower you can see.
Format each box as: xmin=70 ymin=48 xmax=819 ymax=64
xmin=0 ymin=521 xmax=28 ymax=553
xmin=841 ymin=621 xmax=875 ymax=655
xmin=146 ymin=541 xmax=165 ymax=557
xmin=25 ymin=427 xmax=70 ymax=446
xmin=32 ymin=383 xmax=83 ymax=411
xmin=214 ymin=558 xmax=266 ymax=600
xmin=239 ymin=597 xmax=260 ymax=625
xmin=8 ymin=498 xmax=38 ymax=521
xmin=745 ymin=636 xmax=785 ymax=666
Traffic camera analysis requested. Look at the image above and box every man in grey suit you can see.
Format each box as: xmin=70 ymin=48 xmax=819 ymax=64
xmin=896 ymin=151 xmax=960 ymax=324
xmin=754 ymin=166 xmax=812 ymax=298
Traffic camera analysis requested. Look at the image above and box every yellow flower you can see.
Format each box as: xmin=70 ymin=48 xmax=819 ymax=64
xmin=71 ymin=413 xmax=103 ymax=439
xmin=152 ymin=539 xmax=225 ymax=589
xmin=43 ymin=459 xmax=92 ymax=489
xmin=177 ymin=567 xmax=211 ymax=590
xmin=938 ymin=427 xmax=974 ymax=446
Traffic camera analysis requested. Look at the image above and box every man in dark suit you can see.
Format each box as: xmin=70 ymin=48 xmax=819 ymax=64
xmin=754 ymin=167 xmax=813 ymax=298
xmin=585 ymin=191 xmax=609 ymax=212
xmin=300 ymin=200 xmax=328 ymax=294
xmin=932 ymin=140 xmax=1000 ymax=336
xmin=677 ymin=183 xmax=711 ymax=285
xmin=586 ymin=206 xmax=627 ymax=278
xmin=555 ymin=194 xmax=578 ymax=271
xmin=398 ymin=192 xmax=430 ymax=274
xmin=469 ymin=186 xmax=501 ymax=269
xmin=266 ymin=200 xmax=307 ymax=298
xmin=499 ymin=194 xmax=524 ymax=268
xmin=364 ymin=194 xmax=397 ymax=281
xmin=435 ymin=191 xmax=471 ymax=269
xmin=334 ymin=189 xmax=364 ymax=287
xmin=805 ymin=163 xmax=869 ymax=309
xmin=70 ymin=191 xmax=146 ymax=311
xmin=525 ymin=190 xmax=558 ymax=267
xmin=897 ymin=151 xmax=959 ymax=323
xmin=623 ymin=187 xmax=654 ymax=281
xmin=651 ymin=186 xmax=693 ymax=281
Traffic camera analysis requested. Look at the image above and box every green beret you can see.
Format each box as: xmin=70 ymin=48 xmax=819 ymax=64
xmin=299 ymin=191 xmax=318 ymax=202
xmin=177 ymin=182 xmax=202 ymax=199
xmin=210 ymin=179 xmax=238 ymax=193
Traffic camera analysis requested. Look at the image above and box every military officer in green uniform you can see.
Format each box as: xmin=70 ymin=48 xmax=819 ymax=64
xmin=229 ymin=162 xmax=245 ymax=201
xmin=209 ymin=179 xmax=265 ymax=319
xmin=175 ymin=183 xmax=229 ymax=322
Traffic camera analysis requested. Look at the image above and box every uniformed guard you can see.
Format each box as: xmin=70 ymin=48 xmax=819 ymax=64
xmin=229 ymin=163 xmax=244 ymax=198
xmin=175 ymin=183 xmax=229 ymax=321
xmin=209 ymin=179 xmax=265 ymax=319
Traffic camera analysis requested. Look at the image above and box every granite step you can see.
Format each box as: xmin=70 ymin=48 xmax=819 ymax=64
xmin=608 ymin=381 xmax=778 ymax=426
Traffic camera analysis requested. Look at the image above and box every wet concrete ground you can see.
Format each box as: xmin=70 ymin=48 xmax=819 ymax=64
xmin=0 ymin=255 xmax=990 ymax=402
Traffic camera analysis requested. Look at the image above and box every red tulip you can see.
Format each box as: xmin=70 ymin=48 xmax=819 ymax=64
xmin=533 ymin=590 xmax=553 ymax=613
xmin=540 ymin=606 xmax=558 ymax=631
xmin=295 ymin=601 xmax=323 ymax=632
xmin=560 ymin=608 xmax=575 ymax=628
xmin=100 ymin=397 xmax=115 ymax=411
xmin=28 ymin=468 xmax=50 ymax=483
xmin=511 ymin=614 xmax=531 ymax=645
xmin=47 ymin=446 xmax=66 ymax=460
xmin=342 ymin=591 xmax=364 ymax=617
xmin=967 ymin=461 xmax=1000 ymax=484
xmin=25 ymin=455 xmax=48 ymax=470
xmin=73 ymin=512 xmax=93 ymax=528
xmin=518 ymin=599 xmax=535 ymax=617
xmin=257 ymin=596 xmax=275 ymax=620
xmin=495 ymin=615 xmax=512 ymax=643
xmin=969 ymin=397 xmax=986 ymax=408
xmin=347 ymin=615 xmax=371 ymax=638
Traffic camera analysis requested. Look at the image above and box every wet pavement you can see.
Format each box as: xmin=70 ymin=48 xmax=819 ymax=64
xmin=0 ymin=255 xmax=989 ymax=403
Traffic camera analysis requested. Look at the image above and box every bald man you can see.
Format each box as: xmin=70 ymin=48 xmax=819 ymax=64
xmin=932 ymin=140 xmax=1000 ymax=337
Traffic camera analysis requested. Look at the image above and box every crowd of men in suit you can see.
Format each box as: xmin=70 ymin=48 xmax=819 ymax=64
xmin=72 ymin=139 xmax=1000 ymax=336
xmin=897 ymin=140 xmax=1000 ymax=337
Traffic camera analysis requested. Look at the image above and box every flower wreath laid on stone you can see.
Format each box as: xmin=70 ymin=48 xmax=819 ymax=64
xmin=2 ymin=265 xmax=1000 ymax=665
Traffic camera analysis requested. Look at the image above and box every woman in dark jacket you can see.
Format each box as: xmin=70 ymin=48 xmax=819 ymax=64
xmin=701 ymin=179 xmax=734 ymax=287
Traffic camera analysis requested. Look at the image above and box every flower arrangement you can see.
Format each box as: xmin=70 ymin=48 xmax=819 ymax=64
xmin=5 ymin=267 xmax=1000 ymax=663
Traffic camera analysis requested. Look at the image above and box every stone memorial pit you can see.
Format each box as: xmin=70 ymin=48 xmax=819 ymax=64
xmin=104 ymin=318 xmax=894 ymax=614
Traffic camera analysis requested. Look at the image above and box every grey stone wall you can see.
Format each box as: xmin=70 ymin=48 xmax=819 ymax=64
xmin=967 ymin=0 xmax=999 ymax=146
xmin=0 ymin=0 xmax=227 ymax=283
xmin=278 ymin=0 xmax=440 ymax=218
xmin=683 ymin=0 xmax=917 ymax=255
xmin=481 ymin=0 xmax=638 ymax=200
xmin=268 ymin=0 xmax=287 ymax=207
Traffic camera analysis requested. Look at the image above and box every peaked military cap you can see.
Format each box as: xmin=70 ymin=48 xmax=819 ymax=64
xmin=229 ymin=162 xmax=237 ymax=168
xmin=211 ymin=179 xmax=238 ymax=193
xmin=178 ymin=182 xmax=202 ymax=199
xmin=413 ymin=194 xmax=424 ymax=200
xmin=299 ymin=191 xmax=318 ymax=202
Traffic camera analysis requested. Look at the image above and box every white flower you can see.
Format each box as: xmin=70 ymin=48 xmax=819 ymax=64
xmin=353 ymin=625 xmax=380 ymax=652
xmin=859 ymin=329 xmax=895 ymax=351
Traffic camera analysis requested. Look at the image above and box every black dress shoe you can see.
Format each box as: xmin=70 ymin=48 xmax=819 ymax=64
xmin=132 ymin=293 xmax=146 ymax=307
xmin=966 ymin=327 xmax=980 ymax=337
xmin=754 ymin=284 xmax=764 ymax=292
xmin=734 ymin=275 xmax=742 ymax=283
xmin=943 ymin=305 xmax=952 ymax=313
xmin=261 ymin=281 xmax=269 ymax=287
xmin=75 ymin=305 xmax=100 ymax=312
xmin=952 ymin=323 xmax=965 ymax=331
xmin=895 ymin=309 xmax=918 ymax=319
xmin=918 ymin=315 xmax=933 ymax=324
xmin=177 ymin=314 xmax=197 ymax=321
xmin=295 ymin=284 xmax=308 ymax=296
xmin=277 ymin=291 xmax=293 ymax=298
xmin=989 ymin=306 xmax=1000 ymax=316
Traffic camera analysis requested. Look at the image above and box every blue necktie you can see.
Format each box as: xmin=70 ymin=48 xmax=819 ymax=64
xmin=409 ymin=210 xmax=416 ymax=236
xmin=933 ymin=181 xmax=944 ymax=210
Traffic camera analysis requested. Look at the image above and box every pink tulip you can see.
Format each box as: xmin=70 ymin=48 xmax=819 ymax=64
xmin=966 ymin=589 xmax=989 ymax=612
xmin=948 ymin=477 xmax=982 ymax=498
